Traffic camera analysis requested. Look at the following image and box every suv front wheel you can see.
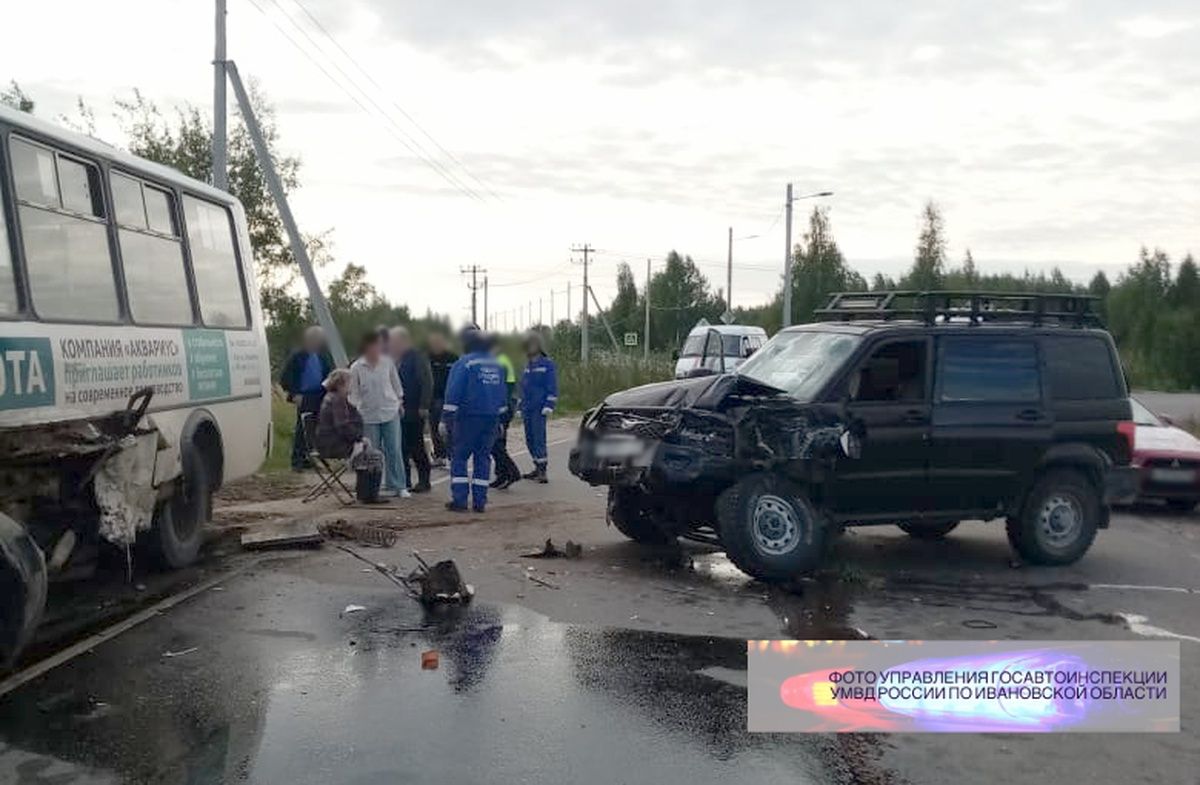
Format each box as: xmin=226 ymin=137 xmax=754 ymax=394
xmin=1006 ymin=469 xmax=1099 ymax=565
xmin=607 ymin=488 xmax=675 ymax=545
xmin=717 ymin=473 xmax=825 ymax=581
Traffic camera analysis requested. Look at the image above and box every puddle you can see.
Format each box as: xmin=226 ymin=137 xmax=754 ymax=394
xmin=0 ymin=572 xmax=855 ymax=785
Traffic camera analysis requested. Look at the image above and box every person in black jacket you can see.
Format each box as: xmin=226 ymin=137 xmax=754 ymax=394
xmin=426 ymin=331 xmax=458 ymax=468
xmin=279 ymin=326 xmax=334 ymax=471
xmin=389 ymin=326 xmax=433 ymax=492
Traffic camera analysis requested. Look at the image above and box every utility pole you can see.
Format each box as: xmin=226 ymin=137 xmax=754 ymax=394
xmin=550 ymin=289 xmax=555 ymax=326
xmin=571 ymin=244 xmax=594 ymax=363
xmin=644 ymin=258 xmax=651 ymax=360
xmin=588 ymin=286 xmax=622 ymax=353
xmin=539 ymin=297 xmax=543 ymax=326
xmin=726 ymin=226 xmax=733 ymax=314
xmin=483 ymin=275 xmax=489 ymax=331
xmin=783 ymin=183 xmax=794 ymax=327
xmin=213 ymin=0 xmax=227 ymax=191
xmin=460 ymin=265 xmax=485 ymax=326
xmin=567 ymin=281 xmax=572 ymax=325
xmin=780 ymin=186 xmax=833 ymax=327
xmin=226 ymin=62 xmax=345 ymax=366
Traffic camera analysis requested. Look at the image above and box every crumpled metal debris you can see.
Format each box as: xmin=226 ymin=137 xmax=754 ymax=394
xmin=521 ymin=538 xmax=583 ymax=560
xmin=408 ymin=554 xmax=474 ymax=604
xmin=320 ymin=519 xmax=397 ymax=548
xmin=93 ymin=432 xmax=158 ymax=546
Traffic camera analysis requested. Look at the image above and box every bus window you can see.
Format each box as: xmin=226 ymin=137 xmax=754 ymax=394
xmin=182 ymin=195 xmax=248 ymax=328
xmin=0 ymin=178 xmax=16 ymax=316
xmin=114 ymin=173 xmax=193 ymax=325
xmin=9 ymin=137 xmax=119 ymax=322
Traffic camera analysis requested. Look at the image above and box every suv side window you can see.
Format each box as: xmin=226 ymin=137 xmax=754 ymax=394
xmin=850 ymin=339 xmax=927 ymax=402
xmin=1042 ymin=335 xmax=1119 ymax=400
xmin=938 ymin=337 xmax=1040 ymax=402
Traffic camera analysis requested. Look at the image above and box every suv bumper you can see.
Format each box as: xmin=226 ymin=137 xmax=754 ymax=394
xmin=1104 ymin=466 xmax=1139 ymax=505
xmin=569 ymin=435 xmax=731 ymax=488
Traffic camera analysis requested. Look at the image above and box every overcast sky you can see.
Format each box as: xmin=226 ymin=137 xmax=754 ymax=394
xmin=3 ymin=0 xmax=1197 ymax=325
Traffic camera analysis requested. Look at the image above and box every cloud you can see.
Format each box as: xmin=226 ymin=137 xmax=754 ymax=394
xmin=1118 ymin=15 xmax=1195 ymax=39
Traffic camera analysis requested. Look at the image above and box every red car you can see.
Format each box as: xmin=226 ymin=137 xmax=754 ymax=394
xmin=1131 ymin=397 xmax=1200 ymax=512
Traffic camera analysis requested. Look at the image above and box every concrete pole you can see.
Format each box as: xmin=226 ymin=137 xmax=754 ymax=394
xmin=644 ymin=258 xmax=651 ymax=360
xmin=783 ymin=183 xmax=794 ymax=327
xmin=727 ymin=226 xmax=733 ymax=314
xmin=213 ymin=0 xmax=228 ymax=191
xmin=226 ymin=62 xmax=346 ymax=366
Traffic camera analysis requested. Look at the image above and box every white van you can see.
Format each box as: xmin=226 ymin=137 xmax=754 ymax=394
xmin=0 ymin=105 xmax=271 ymax=664
xmin=673 ymin=324 xmax=769 ymax=379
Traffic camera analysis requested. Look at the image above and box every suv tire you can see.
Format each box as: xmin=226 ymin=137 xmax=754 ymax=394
xmin=1006 ymin=468 xmax=1099 ymax=565
xmin=149 ymin=453 xmax=211 ymax=569
xmin=607 ymin=488 xmax=674 ymax=545
xmin=717 ymin=473 xmax=825 ymax=581
xmin=898 ymin=521 xmax=959 ymax=540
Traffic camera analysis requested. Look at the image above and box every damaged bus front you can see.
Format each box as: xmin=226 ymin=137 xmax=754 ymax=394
xmin=0 ymin=106 xmax=270 ymax=667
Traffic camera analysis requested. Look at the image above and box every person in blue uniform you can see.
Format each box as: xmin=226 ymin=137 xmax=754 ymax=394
xmin=520 ymin=331 xmax=558 ymax=483
xmin=442 ymin=328 xmax=508 ymax=512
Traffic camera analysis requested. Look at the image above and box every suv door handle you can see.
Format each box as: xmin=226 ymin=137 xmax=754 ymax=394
xmin=902 ymin=409 xmax=927 ymax=424
xmin=1016 ymin=408 xmax=1044 ymax=422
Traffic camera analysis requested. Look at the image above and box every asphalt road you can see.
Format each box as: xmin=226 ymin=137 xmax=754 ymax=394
xmin=1 ymin=420 xmax=1198 ymax=784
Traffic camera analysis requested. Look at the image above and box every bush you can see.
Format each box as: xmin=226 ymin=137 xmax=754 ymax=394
xmin=553 ymin=352 xmax=675 ymax=411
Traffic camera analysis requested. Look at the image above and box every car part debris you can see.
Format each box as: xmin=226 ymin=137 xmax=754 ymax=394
xmin=240 ymin=520 xmax=326 ymax=550
xmin=521 ymin=538 xmax=583 ymax=560
xmin=408 ymin=552 xmax=474 ymax=604
xmin=47 ymin=530 xmax=77 ymax=573
xmin=333 ymin=544 xmax=414 ymax=594
xmin=333 ymin=545 xmax=473 ymax=605
xmin=421 ymin=650 xmax=439 ymax=670
xmin=342 ymin=604 xmax=367 ymax=615
xmin=527 ymin=573 xmax=560 ymax=590
xmin=162 ymin=647 xmax=198 ymax=658
xmin=320 ymin=519 xmax=397 ymax=548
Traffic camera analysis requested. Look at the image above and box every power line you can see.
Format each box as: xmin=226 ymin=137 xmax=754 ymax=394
xmin=243 ymin=0 xmax=485 ymax=201
xmin=286 ymin=0 xmax=501 ymax=200
xmin=261 ymin=0 xmax=485 ymax=201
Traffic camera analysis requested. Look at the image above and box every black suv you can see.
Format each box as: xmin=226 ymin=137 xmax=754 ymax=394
xmin=569 ymin=291 xmax=1138 ymax=581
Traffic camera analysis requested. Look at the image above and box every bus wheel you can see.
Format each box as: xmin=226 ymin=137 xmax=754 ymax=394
xmin=1 ymin=512 xmax=47 ymax=668
xmin=151 ymin=451 xmax=211 ymax=569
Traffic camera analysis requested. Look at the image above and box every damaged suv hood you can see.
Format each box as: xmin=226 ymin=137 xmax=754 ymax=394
xmin=603 ymin=374 xmax=783 ymax=410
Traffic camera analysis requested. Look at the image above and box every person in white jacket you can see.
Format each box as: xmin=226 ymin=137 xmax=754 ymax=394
xmin=349 ymin=331 xmax=409 ymax=498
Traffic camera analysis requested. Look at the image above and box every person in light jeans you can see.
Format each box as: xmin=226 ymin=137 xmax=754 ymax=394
xmin=349 ymin=331 xmax=409 ymax=498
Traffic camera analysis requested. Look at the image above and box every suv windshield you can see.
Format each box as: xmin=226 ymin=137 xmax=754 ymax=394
xmin=736 ymin=330 xmax=860 ymax=401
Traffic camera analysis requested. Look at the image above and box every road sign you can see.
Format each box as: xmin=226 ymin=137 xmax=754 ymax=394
xmin=623 ymin=332 xmax=638 ymax=347
xmin=720 ymin=310 xmax=735 ymax=325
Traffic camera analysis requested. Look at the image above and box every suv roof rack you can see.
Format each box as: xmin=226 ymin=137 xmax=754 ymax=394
xmin=814 ymin=290 xmax=1103 ymax=328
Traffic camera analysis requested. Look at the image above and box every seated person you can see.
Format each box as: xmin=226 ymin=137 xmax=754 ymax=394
xmin=315 ymin=369 xmax=364 ymax=459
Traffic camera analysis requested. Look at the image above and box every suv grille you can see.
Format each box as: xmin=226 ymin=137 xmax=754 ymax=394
xmin=595 ymin=410 xmax=677 ymax=440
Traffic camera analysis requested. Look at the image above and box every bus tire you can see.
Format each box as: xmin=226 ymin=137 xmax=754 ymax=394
xmin=1 ymin=512 xmax=47 ymax=669
xmin=151 ymin=450 xmax=211 ymax=569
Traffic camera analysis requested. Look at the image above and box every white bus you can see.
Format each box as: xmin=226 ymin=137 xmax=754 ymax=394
xmin=0 ymin=105 xmax=271 ymax=665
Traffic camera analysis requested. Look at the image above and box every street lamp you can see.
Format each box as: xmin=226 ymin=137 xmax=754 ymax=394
xmin=782 ymin=186 xmax=834 ymax=327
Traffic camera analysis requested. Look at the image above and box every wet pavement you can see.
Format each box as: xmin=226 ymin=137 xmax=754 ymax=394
xmin=3 ymin=426 xmax=1199 ymax=784
xmin=0 ymin=565 xmax=862 ymax=785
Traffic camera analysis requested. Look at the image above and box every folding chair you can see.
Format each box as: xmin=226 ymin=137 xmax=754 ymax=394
xmin=300 ymin=412 xmax=354 ymax=505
